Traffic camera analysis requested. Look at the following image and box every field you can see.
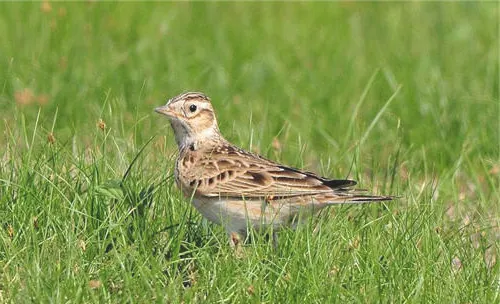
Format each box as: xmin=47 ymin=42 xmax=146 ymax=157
xmin=0 ymin=2 xmax=498 ymax=303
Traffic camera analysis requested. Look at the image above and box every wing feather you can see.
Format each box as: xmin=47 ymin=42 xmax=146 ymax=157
xmin=189 ymin=145 xmax=356 ymax=199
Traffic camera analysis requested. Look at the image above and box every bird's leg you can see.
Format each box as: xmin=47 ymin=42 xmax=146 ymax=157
xmin=229 ymin=231 xmax=242 ymax=248
xmin=228 ymin=231 xmax=247 ymax=257
xmin=272 ymin=231 xmax=279 ymax=249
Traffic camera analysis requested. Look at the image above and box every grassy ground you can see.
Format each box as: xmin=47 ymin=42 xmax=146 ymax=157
xmin=0 ymin=2 xmax=498 ymax=303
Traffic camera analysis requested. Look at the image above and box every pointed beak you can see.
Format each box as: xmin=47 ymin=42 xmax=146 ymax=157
xmin=154 ymin=104 xmax=175 ymax=117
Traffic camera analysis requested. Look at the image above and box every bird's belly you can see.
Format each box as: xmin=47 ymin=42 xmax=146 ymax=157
xmin=191 ymin=198 xmax=298 ymax=233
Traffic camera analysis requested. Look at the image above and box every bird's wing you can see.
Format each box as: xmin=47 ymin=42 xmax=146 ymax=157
xmin=189 ymin=144 xmax=357 ymax=199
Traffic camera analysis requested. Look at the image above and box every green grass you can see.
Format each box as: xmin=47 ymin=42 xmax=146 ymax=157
xmin=0 ymin=2 xmax=498 ymax=303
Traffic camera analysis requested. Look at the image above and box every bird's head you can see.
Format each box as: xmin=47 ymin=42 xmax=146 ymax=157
xmin=155 ymin=92 xmax=222 ymax=150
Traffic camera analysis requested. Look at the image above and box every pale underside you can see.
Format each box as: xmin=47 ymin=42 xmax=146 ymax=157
xmin=191 ymin=196 xmax=322 ymax=236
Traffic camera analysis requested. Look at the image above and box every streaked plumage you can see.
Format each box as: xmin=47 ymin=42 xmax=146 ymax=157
xmin=155 ymin=92 xmax=392 ymax=246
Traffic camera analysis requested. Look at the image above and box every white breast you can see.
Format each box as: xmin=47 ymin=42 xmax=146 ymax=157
xmin=190 ymin=197 xmax=294 ymax=235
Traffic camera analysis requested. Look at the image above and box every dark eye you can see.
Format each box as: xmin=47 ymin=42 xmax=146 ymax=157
xmin=189 ymin=104 xmax=197 ymax=113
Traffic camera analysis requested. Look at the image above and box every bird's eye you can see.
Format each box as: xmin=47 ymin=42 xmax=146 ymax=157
xmin=189 ymin=104 xmax=197 ymax=113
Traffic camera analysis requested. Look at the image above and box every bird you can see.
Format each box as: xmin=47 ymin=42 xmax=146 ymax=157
xmin=155 ymin=92 xmax=392 ymax=247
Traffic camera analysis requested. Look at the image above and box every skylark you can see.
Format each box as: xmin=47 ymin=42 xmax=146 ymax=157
xmin=155 ymin=92 xmax=392 ymax=247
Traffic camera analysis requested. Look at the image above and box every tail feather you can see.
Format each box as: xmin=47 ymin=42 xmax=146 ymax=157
xmin=347 ymin=194 xmax=394 ymax=202
xmin=323 ymin=179 xmax=357 ymax=189
xmin=324 ymin=192 xmax=394 ymax=204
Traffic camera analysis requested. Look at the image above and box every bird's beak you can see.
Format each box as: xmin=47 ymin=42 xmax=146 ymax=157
xmin=154 ymin=104 xmax=175 ymax=118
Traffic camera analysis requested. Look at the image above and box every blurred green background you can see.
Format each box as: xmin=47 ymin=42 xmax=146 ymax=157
xmin=0 ymin=2 xmax=498 ymax=302
xmin=1 ymin=2 xmax=497 ymax=164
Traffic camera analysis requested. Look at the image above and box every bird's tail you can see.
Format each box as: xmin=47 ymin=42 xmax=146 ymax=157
xmin=322 ymin=190 xmax=394 ymax=205
xmin=341 ymin=193 xmax=394 ymax=203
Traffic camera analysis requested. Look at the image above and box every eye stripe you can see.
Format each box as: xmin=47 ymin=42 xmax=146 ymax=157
xmin=189 ymin=108 xmax=214 ymax=119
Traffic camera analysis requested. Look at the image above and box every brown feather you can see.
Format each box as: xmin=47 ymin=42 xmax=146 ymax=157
xmin=176 ymin=143 xmax=388 ymax=202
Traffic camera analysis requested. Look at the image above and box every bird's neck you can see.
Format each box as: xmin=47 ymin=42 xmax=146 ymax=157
xmin=178 ymin=128 xmax=226 ymax=152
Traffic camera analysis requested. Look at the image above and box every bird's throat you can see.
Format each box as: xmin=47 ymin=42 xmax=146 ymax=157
xmin=171 ymin=121 xmax=224 ymax=152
